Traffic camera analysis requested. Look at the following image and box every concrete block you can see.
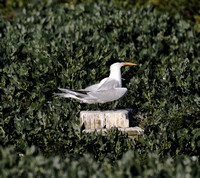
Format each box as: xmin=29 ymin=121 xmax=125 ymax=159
xmin=80 ymin=109 xmax=132 ymax=129
xmin=80 ymin=111 xmax=106 ymax=129
xmin=119 ymin=127 xmax=144 ymax=136
xmin=82 ymin=127 xmax=144 ymax=137
xmin=105 ymin=110 xmax=129 ymax=128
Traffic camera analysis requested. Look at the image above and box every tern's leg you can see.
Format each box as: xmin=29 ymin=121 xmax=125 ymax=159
xmin=113 ymin=101 xmax=119 ymax=109
xmin=97 ymin=103 xmax=101 ymax=111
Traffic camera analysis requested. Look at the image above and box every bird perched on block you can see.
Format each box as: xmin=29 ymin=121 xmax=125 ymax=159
xmin=55 ymin=62 xmax=137 ymax=104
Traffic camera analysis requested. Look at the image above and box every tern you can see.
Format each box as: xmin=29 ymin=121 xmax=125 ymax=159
xmin=55 ymin=62 xmax=137 ymax=104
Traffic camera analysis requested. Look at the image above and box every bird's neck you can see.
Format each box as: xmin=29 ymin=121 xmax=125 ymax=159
xmin=109 ymin=68 xmax=122 ymax=87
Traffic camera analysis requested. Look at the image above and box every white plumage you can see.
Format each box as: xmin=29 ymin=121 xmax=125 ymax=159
xmin=55 ymin=62 xmax=136 ymax=104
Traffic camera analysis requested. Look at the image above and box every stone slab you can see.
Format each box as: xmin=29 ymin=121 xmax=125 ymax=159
xmin=80 ymin=109 xmax=133 ymax=129
xmin=82 ymin=127 xmax=144 ymax=137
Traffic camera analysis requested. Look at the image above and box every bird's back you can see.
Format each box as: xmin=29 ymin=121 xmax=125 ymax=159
xmin=88 ymin=87 xmax=127 ymax=103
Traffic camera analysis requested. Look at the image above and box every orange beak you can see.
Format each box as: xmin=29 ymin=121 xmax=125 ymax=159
xmin=123 ymin=62 xmax=137 ymax=66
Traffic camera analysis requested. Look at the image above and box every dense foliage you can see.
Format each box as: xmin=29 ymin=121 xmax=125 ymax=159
xmin=0 ymin=0 xmax=200 ymax=177
xmin=1 ymin=0 xmax=200 ymax=32
xmin=1 ymin=146 xmax=199 ymax=177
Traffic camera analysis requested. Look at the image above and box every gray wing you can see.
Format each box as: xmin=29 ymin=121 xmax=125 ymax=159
xmin=97 ymin=78 xmax=120 ymax=91
xmin=55 ymin=88 xmax=88 ymax=99
xmin=83 ymin=77 xmax=108 ymax=91
xmin=56 ymin=77 xmax=109 ymax=95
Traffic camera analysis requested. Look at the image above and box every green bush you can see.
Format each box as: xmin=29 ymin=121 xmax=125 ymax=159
xmin=1 ymin=146 xmax=200 ymax=177
xmin=0 ymin=0 xmax=200 ymax=176
xmin=1 ymin=0 xmax=200 ymax=32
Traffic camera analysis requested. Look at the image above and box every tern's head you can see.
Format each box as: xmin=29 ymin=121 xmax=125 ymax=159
xmin=110 ymin=62 xmax=137 ymax=71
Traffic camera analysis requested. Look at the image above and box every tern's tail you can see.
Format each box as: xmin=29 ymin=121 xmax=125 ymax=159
xmin=54 ymin=88 xmax=87 ymax=99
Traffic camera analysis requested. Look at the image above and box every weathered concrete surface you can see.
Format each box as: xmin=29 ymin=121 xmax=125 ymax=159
xmin=80 ymin=109 xmax=144 ymax=137
xmin=80 ymin=109 xmax=132 ymax=129
xmin=82 ymin=127 xmax=144 ymax=137
xmin=80 ymin=111 xmax=105 ymax=129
